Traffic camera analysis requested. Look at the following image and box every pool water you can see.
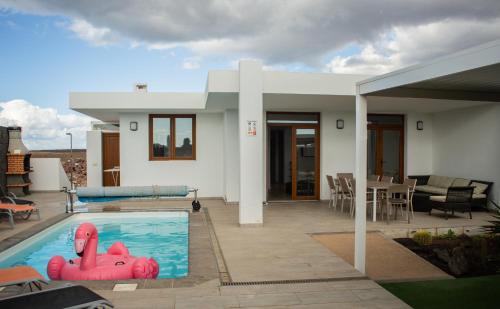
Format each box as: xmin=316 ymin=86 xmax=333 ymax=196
xmin=0 ymin=212 xmax=189 ymax=279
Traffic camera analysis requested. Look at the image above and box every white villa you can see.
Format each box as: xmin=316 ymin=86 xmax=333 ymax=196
xmin=70 ymin=39 xmax=500 ymax=271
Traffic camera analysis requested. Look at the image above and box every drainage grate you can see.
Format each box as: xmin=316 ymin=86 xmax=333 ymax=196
xmin=221 ymin=276 xmax=370 ymax=286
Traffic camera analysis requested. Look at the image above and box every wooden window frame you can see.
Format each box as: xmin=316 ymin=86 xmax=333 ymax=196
xmin=149 ymin=114 xmax=196 ymax=161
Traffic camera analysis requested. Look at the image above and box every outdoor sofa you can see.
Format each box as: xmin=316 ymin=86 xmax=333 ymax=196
xmin=408 ymin=175 xmax=492 ymax=212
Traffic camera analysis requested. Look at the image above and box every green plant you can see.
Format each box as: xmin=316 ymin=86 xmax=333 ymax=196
xmin=439 ymin=229 xmax=457 ymax=240
xmin=413 ymin=230 xmax=433 ymax=246
xmin=483 ymin=215 xmax=500 ymax=235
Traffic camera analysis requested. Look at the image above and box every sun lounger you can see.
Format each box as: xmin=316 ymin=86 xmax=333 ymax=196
xmin=0 ymin=203 xmax=40 ymax=228
xmin=0 ymin=187 xmax=35 ymax=206
xmin=0 ymin=266 xmax=48 ymax=292
xmin=0 ymin=284 xmax=114 ymax=309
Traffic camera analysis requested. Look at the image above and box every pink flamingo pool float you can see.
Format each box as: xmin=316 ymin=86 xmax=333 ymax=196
xmin=47 ymin=222 xmax=159 ymax=280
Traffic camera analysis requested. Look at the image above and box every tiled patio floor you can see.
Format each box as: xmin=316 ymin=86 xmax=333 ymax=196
xmin=1 ymin=193 xmax=494 ymax=308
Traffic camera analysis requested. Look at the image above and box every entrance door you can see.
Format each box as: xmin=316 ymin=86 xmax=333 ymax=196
xmin=267 ymin=113 xmax=320 ymax=201
xmin=102 ymin=132 xmax=120 ymax=186
xmin=367 ymin=115 xmax=404 ymax=183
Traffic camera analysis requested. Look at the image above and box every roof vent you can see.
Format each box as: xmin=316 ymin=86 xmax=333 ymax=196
xmin=134 ymin=83 xmax=148 ymax=92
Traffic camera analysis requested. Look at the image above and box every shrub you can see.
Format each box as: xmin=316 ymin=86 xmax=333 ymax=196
xmin=439 ymin=229 xmax=457 ymax=240
xmin=413 ymin=230 xmax=433 ymax=246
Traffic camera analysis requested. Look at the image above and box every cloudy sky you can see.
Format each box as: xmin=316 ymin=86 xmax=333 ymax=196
xmin=1 ymin=0 xmax=500 ymax=149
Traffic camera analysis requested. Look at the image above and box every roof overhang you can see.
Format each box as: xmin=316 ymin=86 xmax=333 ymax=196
xmin=358 ymin=39 xmax=500 ymax=102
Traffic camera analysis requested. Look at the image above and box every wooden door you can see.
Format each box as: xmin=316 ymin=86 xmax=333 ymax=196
xmin=102 ymin=133 xmax=120 ymax=186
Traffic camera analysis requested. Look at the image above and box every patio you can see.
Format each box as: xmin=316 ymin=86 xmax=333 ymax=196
xmin=1 ymin=192 xmax=496 ymax=307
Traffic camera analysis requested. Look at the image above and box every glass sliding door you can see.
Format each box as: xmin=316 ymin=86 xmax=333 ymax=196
xmin=382 ymin=129 xmax=403 ymax=183
xmin=367 ymin=115 xmax=404 ymax=183
xmin=266 ymin=113 xmax=320 ymax=201
xmin=292 ymin=127 xmax=319 ymax=199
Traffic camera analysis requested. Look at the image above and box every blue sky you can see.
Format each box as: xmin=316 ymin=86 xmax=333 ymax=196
xmin=0 ymin=13 xmax=225 ymax=112
xmin=1 ymin=1 xmax=499 ymax=149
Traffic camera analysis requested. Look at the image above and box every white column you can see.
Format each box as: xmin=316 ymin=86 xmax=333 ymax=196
xmin=354 ymin=93 xmax=367 ymax=273
xmin=238 ymin=60 xmax=264 ymax=226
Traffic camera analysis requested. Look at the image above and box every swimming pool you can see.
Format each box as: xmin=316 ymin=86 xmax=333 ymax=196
xmin=0 ymin=212 xmax=189 ymax=279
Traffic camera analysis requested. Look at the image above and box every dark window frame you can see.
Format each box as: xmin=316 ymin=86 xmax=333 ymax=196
xmin=149 ymin=114 xmax=196 ymax=161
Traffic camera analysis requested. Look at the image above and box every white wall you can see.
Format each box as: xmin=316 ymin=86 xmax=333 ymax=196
xmin=432 ymin=104 xmax=500 ymax=205
xmin=86 ymin=130 xmax=102 ymax=187
xmin=30 ymin=158 xmax=70 ymax=191
xmin=223 ymin=110 xmax=240 ymax=202
xmin=406 ymin=113 xmax=433 ymax=176
xmin=119 ymin=112 xmax=224 ymax=197
xmin=320 ymin=112 xmax=356 ymax=199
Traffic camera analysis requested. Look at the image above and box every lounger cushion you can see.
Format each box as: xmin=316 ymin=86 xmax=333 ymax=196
xmin=472 ymin=193 xmax=487 ymax=199
xmin=470 ymin=182 xmax=488 ymax=195
xmin=415 ymin=185 xmax=447 ymax=195
xmin=452 ymin=178 xmax=471 ymax=187
xmin=427 ymin=176 xmax=454 ymax=188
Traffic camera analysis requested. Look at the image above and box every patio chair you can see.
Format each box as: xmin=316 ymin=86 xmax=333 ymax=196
xmin=382 ymin=184 xmax=410 ymax=224
xmin=0 ymin=266 xmax=48 ymax=293
xmin=326 ymin=175 xmax=339 ymax=209
xmin=337 ymin=173 xmax=354 ymax=180
xmin=342 ymin=178 xmax=374 ymax=218
xmin=0 ymin=203 xmax=40 ymax=228
xmin=368 ymin=174 xmax=380 ymax=181
xmin=429 ymin=186 xmax=474 ymax=220
xmin=339 ymin=177 xmax=353 ymax=215
xmin=0 ymin=284 xmax=114 ymax=309
xmin=381 ymin=175 xmax=393 ymax=183
xmin=403 ymin=178 xmax=417 ymax=220
xmin=0 ymin=187 xmax=34 ymax=206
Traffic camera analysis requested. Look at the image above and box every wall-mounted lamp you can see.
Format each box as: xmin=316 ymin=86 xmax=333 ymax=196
xmin=130 ymin=121 xmax=138 ymax=131
xmin=416 ymin=120 xmax=424 ymax=131
xmin=336 ymin=119 xmax=344 ymax=130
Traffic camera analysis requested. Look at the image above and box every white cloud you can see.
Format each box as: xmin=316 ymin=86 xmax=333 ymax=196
xmin=326 ymin=18 xmax=500 ymax=74
xmin=0 ymin=100 xmax=92 ymax=150
xmin=68 ymin=18 xmax=119 ymax=46
xmin=181 ymin=57 xmax=201 ymax=70
xmin=2 ymin=0 xmax=500 ymax=67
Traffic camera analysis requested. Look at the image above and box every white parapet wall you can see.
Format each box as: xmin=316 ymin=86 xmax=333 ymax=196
xmin=30 ymin=158 xmax=70 ymax=191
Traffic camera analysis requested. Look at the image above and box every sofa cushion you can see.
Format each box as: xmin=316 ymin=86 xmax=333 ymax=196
xmin=429 ymin=195 xmax=446 ymax=202
xmin=473 ymin=193 xmax=487 ymax=199
xmin=427 ymin=175 xmax=454 ymax=188
xmin=415 ymin=185 xmax=448 ymax=195
xmin=452 ymin=178 xmax=471 ymax=187
xmin=470 ymin=182 xmax=488 ymax=195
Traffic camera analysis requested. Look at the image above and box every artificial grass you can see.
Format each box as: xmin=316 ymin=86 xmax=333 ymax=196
xmin=381 ymin=275 xmax=500 ymax=309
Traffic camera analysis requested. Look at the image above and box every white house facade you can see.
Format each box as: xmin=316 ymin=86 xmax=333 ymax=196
xmin=71 ymin=48 xmax=500 ymax=231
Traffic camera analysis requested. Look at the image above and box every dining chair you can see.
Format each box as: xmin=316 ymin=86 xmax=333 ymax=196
xmin=326 ymin=175 xmax=338 ymax=209
xmin=381 ymin=175 xmax=394 ymax=183
xmin=383 ymin=184 xmax=410 ymax=224
xmin=403 ymin=178 xmax=417 ymax=220
xmin=339 ymin=177 xmax=353 ymax=214
xmin=368 ymin=174 xmax=380 ymax=181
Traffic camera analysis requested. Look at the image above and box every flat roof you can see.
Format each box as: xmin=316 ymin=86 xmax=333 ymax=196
xmin=358 ymin=39 xmax=500 ymax=102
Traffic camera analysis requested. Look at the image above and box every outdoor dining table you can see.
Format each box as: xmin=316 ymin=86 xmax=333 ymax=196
xmin=367 ymin=180 xmax=392 ymax=222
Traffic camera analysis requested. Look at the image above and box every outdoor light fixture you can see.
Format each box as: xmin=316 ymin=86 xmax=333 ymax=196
xmin=130 ymin=121 xmax=138 ymax=131
xmin=416 ymin=120 xmax=424 ymax=131
xmin=336 ymin=119 xmax=344 ymax=130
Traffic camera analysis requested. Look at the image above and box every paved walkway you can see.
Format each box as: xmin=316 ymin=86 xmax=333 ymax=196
xmin=313 ymin=232 xmax=452 ymax=282
xmin=95 ymin=278 xmax=410 ymax=308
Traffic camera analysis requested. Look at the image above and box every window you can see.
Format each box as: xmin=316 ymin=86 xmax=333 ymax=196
xmin=149 ymin=115 xmax=196 ymax=160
